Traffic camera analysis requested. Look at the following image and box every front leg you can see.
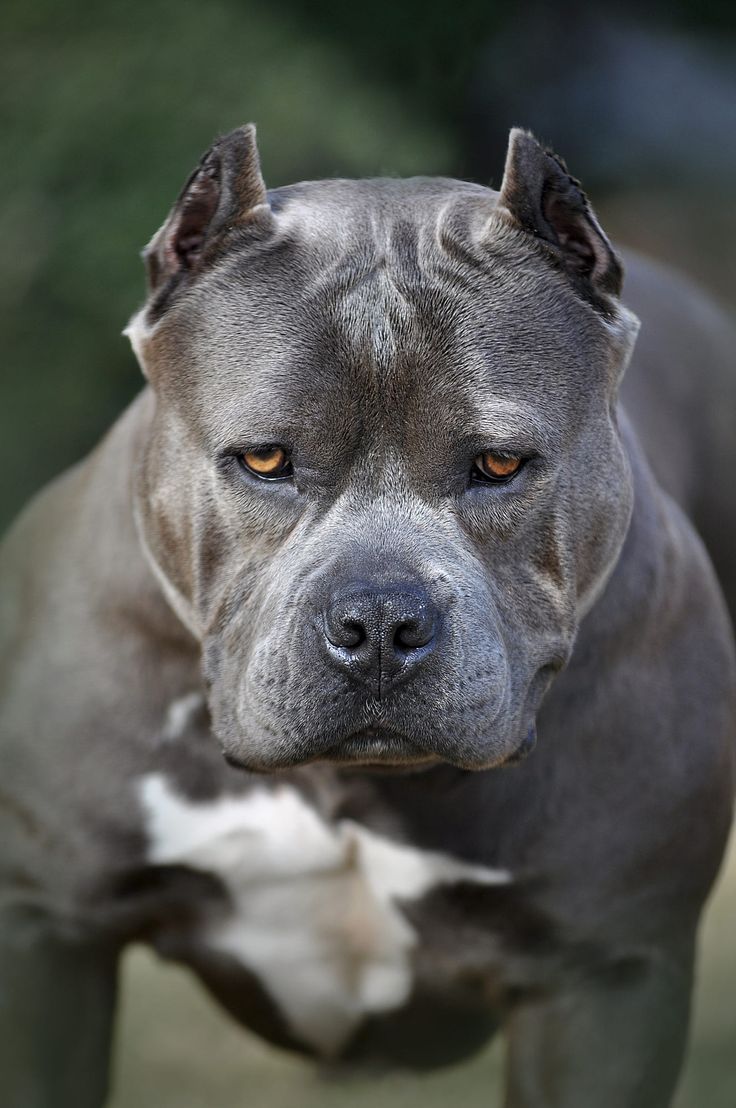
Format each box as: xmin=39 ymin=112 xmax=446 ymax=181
xmin=503 ymin=942 xmax=694 ymax=1108
xmin=0 ymin=908 xmax=119 ymax=1108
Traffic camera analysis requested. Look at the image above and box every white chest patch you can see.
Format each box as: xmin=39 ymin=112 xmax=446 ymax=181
xmin=138 ymin=773 xmax=510 ymax=1056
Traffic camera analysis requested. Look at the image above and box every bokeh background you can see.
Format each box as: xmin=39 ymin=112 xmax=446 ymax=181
xmin=2 ymin=0 xmax=735 ymax=1103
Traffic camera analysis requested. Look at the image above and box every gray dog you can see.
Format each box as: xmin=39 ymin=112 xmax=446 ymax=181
xmin=1 ymin=125 xmax=734 ymax=1108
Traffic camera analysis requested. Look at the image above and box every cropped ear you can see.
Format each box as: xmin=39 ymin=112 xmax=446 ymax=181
xmin=497 ymin=129 xmax=623 ymax=306
xmin=143 ymin=123 xmax=269 ymax=303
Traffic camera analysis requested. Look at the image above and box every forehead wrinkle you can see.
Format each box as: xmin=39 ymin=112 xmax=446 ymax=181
xmin=320 ymin=233 xmax=468 ymax=394
xmin=300 ymin=219 xmax=425 ymax=306
xmin=325 ymin=268 xmax=417 ymax=389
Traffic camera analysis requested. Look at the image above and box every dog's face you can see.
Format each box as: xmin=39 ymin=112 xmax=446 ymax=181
xmin=128 ymin=127 xmax=639 ymax=772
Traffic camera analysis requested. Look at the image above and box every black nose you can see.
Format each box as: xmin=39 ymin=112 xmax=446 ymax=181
xmin=322 ymin=584 xmax=439 ymax=694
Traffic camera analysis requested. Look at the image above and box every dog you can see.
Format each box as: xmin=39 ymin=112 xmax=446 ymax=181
xmin=1 ymin=125 xmax=734 ymax=1108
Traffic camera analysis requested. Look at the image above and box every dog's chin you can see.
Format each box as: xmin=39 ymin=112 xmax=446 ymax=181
xmin=223 ymin=727 xmax=439 ymax=774
xmin=320 ymin=727 xmax=441 ymax=770
xmin=222 ymin=723 xmax=537 ymax=775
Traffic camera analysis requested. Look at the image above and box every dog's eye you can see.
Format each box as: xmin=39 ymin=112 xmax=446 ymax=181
xmin=240 ymin=445 xmax=293 ymax=480
xmin=472 ymin=451 xmax=524 ymax=483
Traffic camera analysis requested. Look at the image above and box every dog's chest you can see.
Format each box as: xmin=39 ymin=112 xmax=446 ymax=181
xmin=138 ymin=773 xmax=509 ymax=1056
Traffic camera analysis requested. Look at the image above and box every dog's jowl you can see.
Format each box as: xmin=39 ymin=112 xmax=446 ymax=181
xmin=1 ymin=125 xmax=734 ymax=1108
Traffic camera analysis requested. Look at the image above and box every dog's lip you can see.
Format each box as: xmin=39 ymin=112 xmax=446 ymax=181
xmin=320 ymin=726 xmax=438 ymax=767
xmin=502 ymin=724 xmax=537 ymax=766
xmin=221 ymin=725 xmax=439 ymax=773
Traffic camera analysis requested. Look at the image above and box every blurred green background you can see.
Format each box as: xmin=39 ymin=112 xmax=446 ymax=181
xmin=1 ymin=0 xmax=735 ymax=1103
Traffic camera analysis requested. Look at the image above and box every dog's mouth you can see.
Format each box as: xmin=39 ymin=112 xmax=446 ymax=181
xmin=321 ymin=727 xmax=440 ymax=768
xmin=321 ymin=722 xmax=537 ymax=770
xmin=219 ymin=675 xmax=545 ymax=773
xmin=220 ymin=707 xmax=540 ymax=773
xmin=222 ymin=724 xmax=441 ymax=774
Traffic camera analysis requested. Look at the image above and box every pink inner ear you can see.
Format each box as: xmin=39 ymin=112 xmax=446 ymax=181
xmin=166 ymin=167 xmax=221 ymax=273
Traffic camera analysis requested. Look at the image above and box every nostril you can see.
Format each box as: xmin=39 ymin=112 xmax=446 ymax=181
xmin=324 ymin=611 xmax=368 ymax=651
xmin=339 ymin=619 xmax=367 ymax=650
xmin=394 ymin=616 xmax=435 ymax=652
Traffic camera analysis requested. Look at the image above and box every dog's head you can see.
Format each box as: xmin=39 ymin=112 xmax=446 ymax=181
xmin=127 ymin=125 xmax=639 ymax=772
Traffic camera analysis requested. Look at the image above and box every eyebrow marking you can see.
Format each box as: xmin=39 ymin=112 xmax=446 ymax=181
xmin=468 ymin=398 xmax=556 ymax=454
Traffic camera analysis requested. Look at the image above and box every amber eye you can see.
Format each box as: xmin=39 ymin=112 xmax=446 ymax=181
xmin=473 ymin=451 xmax=524 ymax=483
xmin=240 ymin=445 xmax=293 ymax=480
